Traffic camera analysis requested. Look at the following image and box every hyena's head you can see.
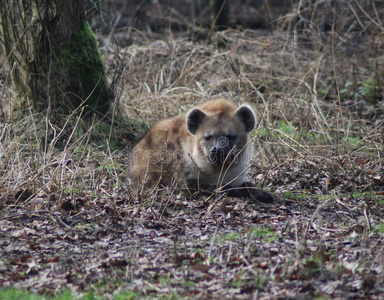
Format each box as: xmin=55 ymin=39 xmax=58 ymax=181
xmin=186 ymin=99 xmax=256 ymax=166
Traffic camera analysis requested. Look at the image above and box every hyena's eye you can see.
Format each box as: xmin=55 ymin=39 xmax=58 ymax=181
xmin=204 ymin=135 xmax=213 ymax=141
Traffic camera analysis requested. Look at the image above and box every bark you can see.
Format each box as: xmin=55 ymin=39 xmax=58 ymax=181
xmin=0 ymin=0 xmax=110 ymax=118
xmin=210 ymin=0 xmax=230 ymax=30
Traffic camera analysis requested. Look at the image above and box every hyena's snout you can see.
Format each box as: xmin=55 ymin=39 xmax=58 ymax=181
xmin=209 ymin=137 xmax=235 ymax=164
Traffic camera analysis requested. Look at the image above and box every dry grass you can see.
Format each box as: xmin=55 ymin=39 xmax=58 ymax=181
xmin=1 ymin=1 xmax=384 ymax=298
xmin=105 ymin=25 xmax=383 ymax=195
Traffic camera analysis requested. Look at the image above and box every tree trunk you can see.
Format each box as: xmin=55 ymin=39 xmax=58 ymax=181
xmin=210 ymin=0 xmax=230 ymax=30
xmin=0 ymin=0 xmax=110 ymax=119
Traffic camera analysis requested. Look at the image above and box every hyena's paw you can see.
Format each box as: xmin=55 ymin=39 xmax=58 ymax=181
xmin=246 ymin=187 xmax=273 ymax=203
xmin=227 ymin=182 xmax=273 ymax=203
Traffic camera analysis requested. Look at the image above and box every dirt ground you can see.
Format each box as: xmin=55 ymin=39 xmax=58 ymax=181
xmin=1 ymin=2 xmax=384 ymax=299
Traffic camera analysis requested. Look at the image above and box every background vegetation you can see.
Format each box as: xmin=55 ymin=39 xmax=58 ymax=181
xmin=0 ymin=0 xmax=383 ymax=299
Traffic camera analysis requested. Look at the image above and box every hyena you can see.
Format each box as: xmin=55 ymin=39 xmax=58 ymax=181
xmin=130 ymin=98 xmax=273 ymax=203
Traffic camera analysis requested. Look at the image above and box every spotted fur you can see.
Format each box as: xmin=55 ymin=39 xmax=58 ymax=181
xmin=130 ymin=98 xmax=272 ymax=203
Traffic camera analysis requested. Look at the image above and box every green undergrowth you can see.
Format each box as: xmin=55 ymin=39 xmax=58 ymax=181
xmin=256 ymin=120 xmax=365 ymax=149
xmin=376 ymin=222 xmax=384 ymax=234
xmin=340 ymin=78 xmax=381 ymax=105
xmin=0 ymin=289 xmax=147 ymax=300
xmin=0 ymin=289 xmax=88 ymax=300
xmin=0 ymin=285 xmax=191 ymax=300
xmin=255 ymin=119 xmax=377 ymax=157
xmin=256 ymin=121 xmax=332 ymax=146
xmin=318 ymin=191 xmax=378 ymax=201
xmin=221 ymin=227 xmax=278 ymax=244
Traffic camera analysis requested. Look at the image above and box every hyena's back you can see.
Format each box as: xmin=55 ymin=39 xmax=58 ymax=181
xmin=130 ymin=113 xmax=192 ymax=188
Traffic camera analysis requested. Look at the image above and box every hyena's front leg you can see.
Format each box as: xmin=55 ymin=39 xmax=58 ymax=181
xmin=226 ymin=182 xmax=273 ymax=203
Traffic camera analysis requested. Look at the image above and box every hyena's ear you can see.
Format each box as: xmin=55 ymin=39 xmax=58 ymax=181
xmin=235 ymin=105 xmax=256 ymax=133
xmin=187 ymin=108 xmax=206 ymax=135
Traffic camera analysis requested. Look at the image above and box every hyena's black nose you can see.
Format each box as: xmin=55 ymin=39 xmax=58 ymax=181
xmin=210 ymin=146 xmax=229 ymax=164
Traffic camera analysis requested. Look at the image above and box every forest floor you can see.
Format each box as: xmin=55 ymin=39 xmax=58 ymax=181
xmin=1 ymin=23 xmax=384 ymax=299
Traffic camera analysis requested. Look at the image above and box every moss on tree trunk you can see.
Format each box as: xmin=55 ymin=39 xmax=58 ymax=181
xmin=61 ymin=21 xmax=110 ymax=115
xmin=0 ymin=0 xmax=110 ymax=119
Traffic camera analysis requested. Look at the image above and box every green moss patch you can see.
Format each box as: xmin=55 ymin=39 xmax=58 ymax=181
xmin=61 ymin=21 xmax=109 ymax=115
